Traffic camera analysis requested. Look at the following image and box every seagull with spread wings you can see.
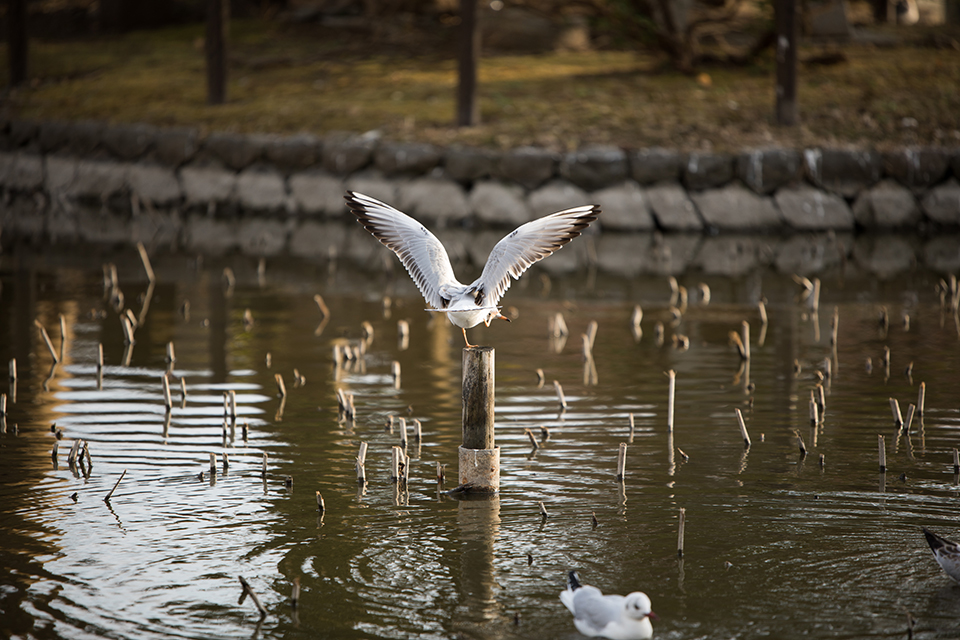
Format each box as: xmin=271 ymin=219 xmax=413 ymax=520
xmin=344 ymin=191 xmax=599 ymax=348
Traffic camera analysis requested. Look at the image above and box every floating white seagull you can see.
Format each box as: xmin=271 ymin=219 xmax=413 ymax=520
xmin=923 ymin=527 xmax=960 ymax=583
xmin=559 ymin=571 xmax=656 ymax=640
xmin=344 ymin=191 xmax=599 ymax=348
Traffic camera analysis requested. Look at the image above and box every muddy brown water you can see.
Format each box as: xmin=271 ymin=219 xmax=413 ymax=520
xmin=1 ymin=237 xmax=959 ymax=640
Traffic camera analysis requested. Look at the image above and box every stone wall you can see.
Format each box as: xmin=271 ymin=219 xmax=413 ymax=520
xmin=1 ymin=120 xmax=959 ymax=271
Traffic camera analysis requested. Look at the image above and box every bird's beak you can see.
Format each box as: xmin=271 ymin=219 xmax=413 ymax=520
xmin=647 ymin=611 xmax=659 ymax=621
xmin=498 ymin=313 xmax=511 ymax=323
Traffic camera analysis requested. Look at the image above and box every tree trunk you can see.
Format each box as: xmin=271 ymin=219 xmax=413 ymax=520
xmin=775 ymin=0 xmax=798 ymax=126
xmin=456 ymin=0 xmax=480 ymax=127
xmin=7 ymin=0 xmax=27 ymax=87
xmin=206 ymin=0 xmax=228 ymax=105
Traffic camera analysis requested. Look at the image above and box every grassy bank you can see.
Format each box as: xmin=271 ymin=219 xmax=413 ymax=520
xmin=2 ymin=19 xmax=959 ymax=152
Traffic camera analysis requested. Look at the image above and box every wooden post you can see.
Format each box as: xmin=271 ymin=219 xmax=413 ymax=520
xmin=456 ymin=0 xmax=480 ymax=127
xmin=462 ymin=347 xmax=494 ymax=449
xmin=775 ymin=0 xmax=798 ymax=126
xmin=459 ymin=347 xmax=499 ymax=493
xmin=206 ymin=0 xmax=227 ymax=105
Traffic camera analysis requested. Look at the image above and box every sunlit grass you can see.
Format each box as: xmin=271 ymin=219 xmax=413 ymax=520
xmin=2 ymin=20 xmax=959 ymax=151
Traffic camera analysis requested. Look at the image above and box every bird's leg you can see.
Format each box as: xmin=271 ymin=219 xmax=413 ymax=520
xmin=462 ymin=327 xmax=477 ymax=349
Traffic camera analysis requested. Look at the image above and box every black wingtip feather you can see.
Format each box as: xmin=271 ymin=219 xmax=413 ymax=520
xmin=924 ymin=527 xmax=946 ymax=551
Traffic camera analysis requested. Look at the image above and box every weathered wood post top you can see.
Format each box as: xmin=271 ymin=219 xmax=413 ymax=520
xmin=459 ymin=346 xmax=500 ymax=493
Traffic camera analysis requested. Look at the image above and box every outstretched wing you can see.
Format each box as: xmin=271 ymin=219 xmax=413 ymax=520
xmin=475 ymin=204 xmax=599 ymax=307
xmin=345 ymin=191 xmax=460 ymax=310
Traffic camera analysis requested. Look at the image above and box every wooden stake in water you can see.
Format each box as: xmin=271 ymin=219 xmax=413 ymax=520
xmin=667 ymin=370 xmax=676 ymax=433
xmin=398 ymin=417 xmax=408 ymax=448
xmin=616 ymin=442 xmax=627 ymax=481
xmin=553 ymin=380 xmax=567 ymax=411
xmin=392 ymin=360 xmax=401 ymax=389
xmin=735 ymin=408 xmax=751 ymax=447
xmin=462 ymin=347 xmax=495 ymax=450
xmin=209 ymin=453 xmax=217 ymax=475
xmin=677 ymin=507 xmax=686 ymax=558
xmin=878 ymin=435 xmax=886 ymax=472
xmin=917 ymin=382 xmax=926 ymax=417
xmin=889 ymin=398 xmax=903 ymax=428
xmin=412 ymin=419 xmax=422 ymax=442
xmin=809 ymin=392 xmax=819 ymax=425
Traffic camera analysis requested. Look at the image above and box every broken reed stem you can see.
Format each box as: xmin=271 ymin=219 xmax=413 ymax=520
xmin=0 ymin=393 xmax=6 ymax=416
xmin=275 ymin=374 xmax=287 ymax=399
xmin=313 ymin=294 xmax=330 ymax=319
xmin=59 ymin=314 xmax=66 ymax=362
xmin=797 ymin=433 xmax=807 ymax=456
xmin=524 ymin=428 xmax=539 ymax=450
xmin=238 ymin=576 xmax=268 ymax=619
xmin=917 ymin=382 xmax=926 ymax=417
xmin=890 ymin=398 xmax=903 ymax=428
xmin=356 ymin=442 xmax=368 ymax=483
xmin=878 ymin=435 xmax=886 ymax=472
xmin=810 ymin=278 xmax=821 ymax=313
xmin=162 ymin=375 xmax=172 ymax=411
xmin=903 ymin=404 xmax=916 ymax=433
xmin=35 ymin=320 xmax=60 ymax=364
xmin=291 ymin=577 xmax=300 ymax=609
xmin=315 ymin=491 xmax=325 ymax=512
xmin=412 ymin=419 xmax=422 ymax=441
xmin=809 ymin=392 xmax=819 ymax=425
xmin=136 ymin=242 xmax=156 ymax=284
xmin=677 ymin=507 xmax=686 ymax=558
xmin=398 ymin=417 xmax=408 ymax=448
xmin=9 ymin=358 xmax=16 ymax=382
xmin=758 ymin=299 xmax=768 ymax=326
xmin=261 ymin=453 xmax=268 ymax=478
xmin=667 ymin=370 xmax=676 ymax=433
xmin=104 ymin=469 xmax=127 ymax=502
xmin=741 ymin=321 xmax=750 ymax=361
xmin=392 ymin=360 xmax=401 ymax=388
xmin=229 ymin=390 xmax=237 ymax=419
xmin=97 ymin=343 xmax=104 ymax=370
xmin=390 ymin=446 xmax=402 ymax=483
xmin=953 ymin=448 xmax=959 ymax=474
xmin=581 ymin=334 xmax=592 ymax=361
xmin=166 ymin=341 xmax=176 ymax=364
xmin=830 ymin=306 xmax=839 ymax=346
xmin=586 ymin=320 xmax=598 ymax=351
xmin=817 ymin=385 xmax=826 ymax=416
xmin=210 ymin=453 xmax=217 ymax=475
xmin=616 ymin=442 xmax=627 ymax=481
xmin=735 ymin=408 xmax=751 ymax=447
xmin=553 ymin=380 xmax=567 ymax=410
xmin=120 ymin=316 xmax=135 ymax=345
xmin=538 ymin=501 xmax=549 ymax=520
xmin=628 ymin=413 xmax=635 ymax=443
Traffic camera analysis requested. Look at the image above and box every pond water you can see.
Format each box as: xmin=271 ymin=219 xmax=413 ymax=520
xmin=1 ymin=232 xmax=960 ymax=640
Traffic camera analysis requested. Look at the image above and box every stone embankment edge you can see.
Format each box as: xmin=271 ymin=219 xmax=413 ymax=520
xmin=0 ymin=120 xmax=958 ymax=276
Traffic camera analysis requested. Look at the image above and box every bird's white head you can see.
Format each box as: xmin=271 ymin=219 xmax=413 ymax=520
xmin=623 ymin=592 xmax=656 ymax=621
xmin=482 ymin=308 xmax=511 ymax=327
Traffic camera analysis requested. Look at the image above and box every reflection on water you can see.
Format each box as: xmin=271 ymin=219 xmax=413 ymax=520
xmin=1 ymin=237 xmax=960 ymax=640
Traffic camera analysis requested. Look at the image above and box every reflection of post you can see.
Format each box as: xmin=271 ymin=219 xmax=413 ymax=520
xmin=460 ymin=347 xmax=500 ymax=493
xmin=457 ymin=496 xmax=501 ymax=625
